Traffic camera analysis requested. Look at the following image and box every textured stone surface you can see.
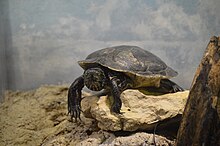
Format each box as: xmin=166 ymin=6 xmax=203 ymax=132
xmin=100 ymin=132 xmax=174 ymax=146
xmin=0 ymin=85 xmax=182 ymax=146
xmin=176 ymin=36 xmax=220 ymax=146
xmin=0 ymin=85 xmax=98 ymax=146
xmin=82 ymin=89 xmax=189 ymax=131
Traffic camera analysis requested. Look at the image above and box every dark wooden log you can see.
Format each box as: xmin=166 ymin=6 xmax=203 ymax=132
xmin=176 ymin=36 xmax=220 ymax=146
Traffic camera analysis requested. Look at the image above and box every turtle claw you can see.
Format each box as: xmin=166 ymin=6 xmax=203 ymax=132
xmin=68 ymin=104 xmax=82 ymax=122
xmin=172 ymin=84 xmax=184 ymax=92
xmin=112 ymin=101 xmax=122 ymax=114
xmin=112 ymin=106 xmax=121 ymax=114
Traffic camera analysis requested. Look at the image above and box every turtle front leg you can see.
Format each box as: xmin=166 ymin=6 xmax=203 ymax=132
xmin=108 ymin=74 xmax=122 ymax=114
xmin=68 ymin=76 xmax=84 ymax=122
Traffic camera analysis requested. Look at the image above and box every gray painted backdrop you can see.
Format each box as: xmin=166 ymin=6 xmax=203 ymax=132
xmin=1 ymin=0 xmax=220 ymax=97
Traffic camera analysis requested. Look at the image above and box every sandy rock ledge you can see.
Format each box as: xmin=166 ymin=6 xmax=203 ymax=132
xmin=82 ymin=89 xmax=189 ymax=131
xmin=0 ymin=85 xmax=188 ymax=146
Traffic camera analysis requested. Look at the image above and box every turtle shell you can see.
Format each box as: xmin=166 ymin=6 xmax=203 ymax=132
xmin=78 ymin=45 xmax=178 ymax=88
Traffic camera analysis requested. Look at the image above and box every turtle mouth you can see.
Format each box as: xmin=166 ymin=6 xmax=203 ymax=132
xmin=87 ymin=82 xmax=102 ymax=91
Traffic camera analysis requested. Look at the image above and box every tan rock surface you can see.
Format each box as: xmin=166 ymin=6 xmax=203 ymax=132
xmin=0 ymin=85 xmax=101 ymax=146
xmin=82 ymin=89 xmax=189 ymax=131
xmin=0 ymin=85 xmax=185 ymax=146
xmin=99 ymin=132 xmax=174 ymax=146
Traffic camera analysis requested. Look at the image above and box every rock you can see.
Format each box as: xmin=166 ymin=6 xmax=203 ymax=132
xmin=82 ymin=89 xmax=189 ymax=131
xmin=0 ymin=85 xmax=182 ymax=145
xmin=0 ymin=85 xmax=101 ymax=146
xmin=176 ymin=36 xmax=220 ymax=146
xmin=100 ymin=132 xmax=174 ymax=146
xmin=76 ymin=130 xmax=115 ymax=146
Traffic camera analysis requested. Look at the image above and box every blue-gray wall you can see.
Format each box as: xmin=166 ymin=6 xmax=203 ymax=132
xmin=1 ymin=0 xmax=220 ymax=97
xmin=0 ymin=0 xmax=12 ymax=100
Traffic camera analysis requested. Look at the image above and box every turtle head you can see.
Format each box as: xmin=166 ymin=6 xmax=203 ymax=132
xmin=84 ymin=68 xmax=106 ymax=91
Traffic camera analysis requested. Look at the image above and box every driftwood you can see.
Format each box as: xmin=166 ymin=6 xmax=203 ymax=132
xmin=176 ymin=36 xmax=220 ymax=146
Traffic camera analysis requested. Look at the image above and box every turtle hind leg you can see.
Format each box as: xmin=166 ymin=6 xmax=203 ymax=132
xmin=160 ymin=79 xmax=184 ymax=93
xmin=140 ymin=79 xmax=184 ymax=95
xmin=156 ymin=79 xmax=184 ymax=93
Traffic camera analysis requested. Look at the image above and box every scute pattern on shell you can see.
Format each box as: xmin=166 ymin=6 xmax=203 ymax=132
xmin=78 ymin=45 xmax=178 ymax=87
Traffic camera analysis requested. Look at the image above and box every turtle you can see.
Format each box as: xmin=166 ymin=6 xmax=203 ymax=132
xmin=68 ymin=45 xmax=184 ymax=121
